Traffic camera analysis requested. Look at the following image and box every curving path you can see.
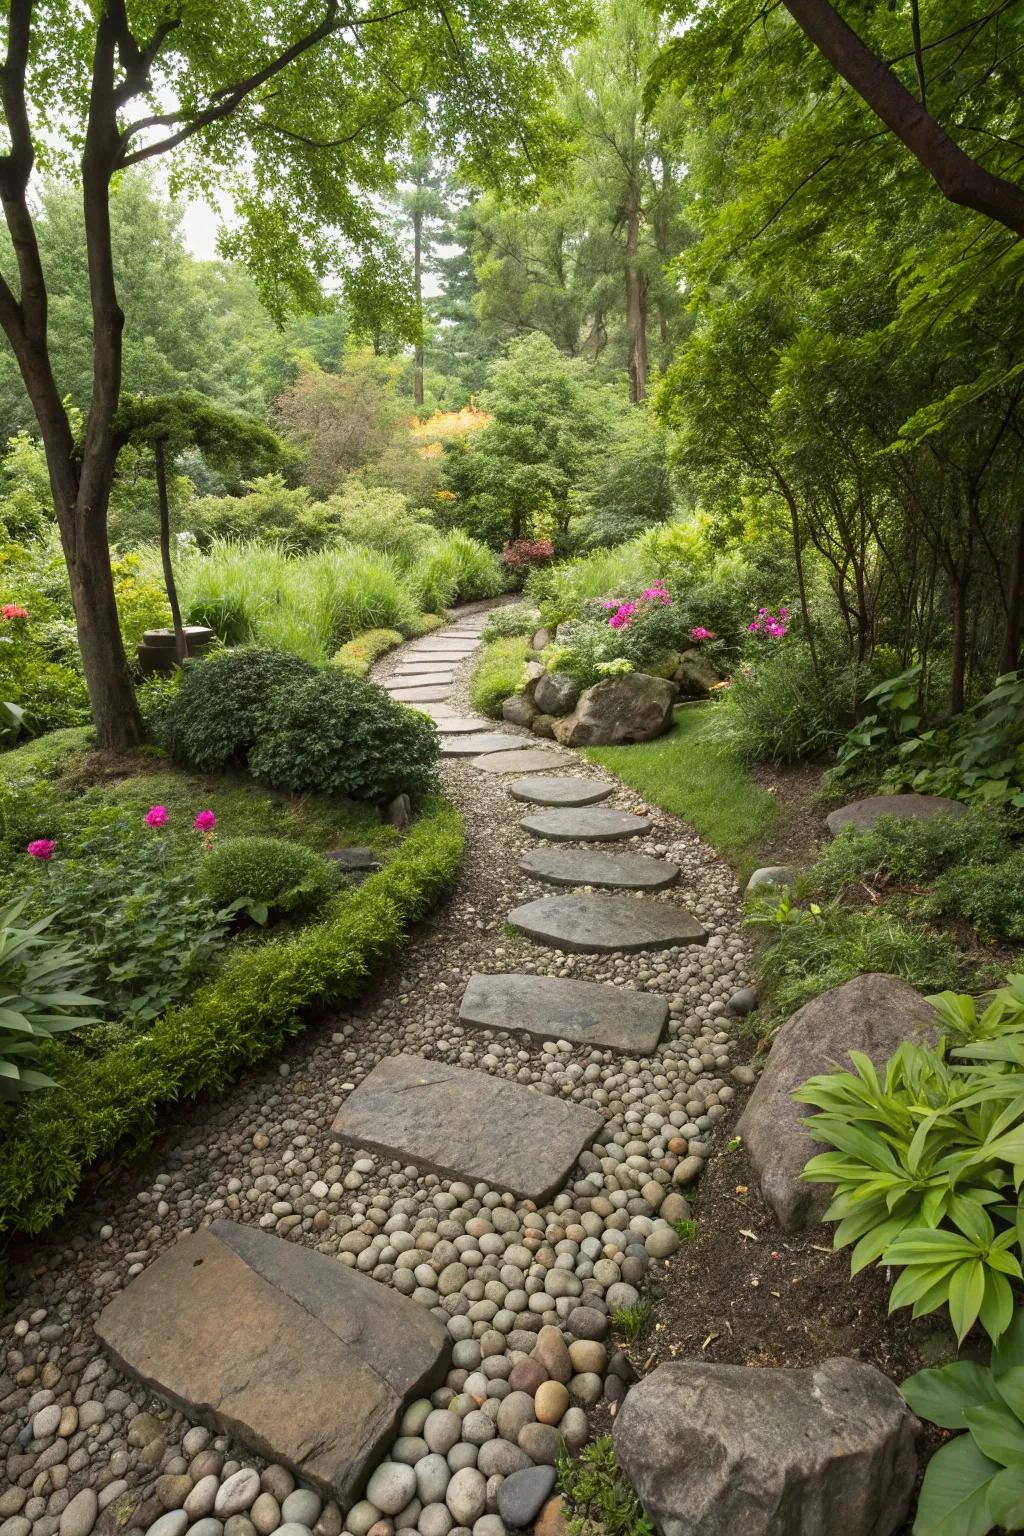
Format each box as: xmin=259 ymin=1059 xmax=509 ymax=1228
xmin=0 ymin=610 xmax=754 ymax=1536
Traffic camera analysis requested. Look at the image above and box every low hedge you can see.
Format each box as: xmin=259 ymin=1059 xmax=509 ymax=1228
xmin=333 ymin=627 xmax=405 ymax=676
xmin=0 ymin=794 xmax=464 ymax=1236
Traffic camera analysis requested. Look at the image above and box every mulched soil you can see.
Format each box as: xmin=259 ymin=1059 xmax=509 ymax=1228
xmin=748 ymin=758 xmax=830 ymax=870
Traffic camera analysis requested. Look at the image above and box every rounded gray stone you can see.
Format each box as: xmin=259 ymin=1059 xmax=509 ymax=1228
xmin=507 ymin=779 xmax=613 ymax=808
xmin=58 ymin=1490 xmax=98 ymax=1536
xmin=215 ymin=1472 xmax=261 ymax=1519
xmin=446 ymin=1470 xmax=486 ymax=1528
xmin=507 ymin=894 xmax=707 ymax=954
xmin=519 ymin=847 xmax=679 ymax=891
xmin=415 ymin=1455 xmax=452 ymax=1506
xmin=519 ymin=808 xmax=651 ymax=842
xmin=280 ymin=1495 xmax=321 ymax=1528
xmin=365 ymin=1463 xmax=416 ymax=1517
xmin=496 ymin=1467 xmax=557 ymax=1530
xmin=825 ymin=793 xmax=965 ymax=838
xmin=471 ymin=750 xmax=571 ymax=774
xmin=443 ymin=735 xmax=529 ymax=757
xmin=434 ymin=719 xmax=493 ymax=735
xmin=146 ymin=1516 xmax=189 ymax=1536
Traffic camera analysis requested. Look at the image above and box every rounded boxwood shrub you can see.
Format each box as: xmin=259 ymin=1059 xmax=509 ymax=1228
xmin=248 ymin=667 xmax=439 ymax=802
xmin=158 ymin=648 xmax=317 ymax=770
xmin=198 ymin=835 xmax=334 ymax=916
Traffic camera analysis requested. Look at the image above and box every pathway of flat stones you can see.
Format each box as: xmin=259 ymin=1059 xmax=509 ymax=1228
xmin=0 ymin=607 xmax=757 ymax=1536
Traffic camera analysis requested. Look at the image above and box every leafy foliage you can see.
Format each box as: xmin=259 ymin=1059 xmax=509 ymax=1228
xmin=482 ymin=604 xmax=542 ymax=642
xmin=0 ymin=899 xmax=102 ymax=1099
xmin=558 ymin=1436 xmax=654 ymax=1536
xmin=333 ymin=628 xmax=404 ymax=677
xmin=159 ymin=648 xmax=317 ymax=772
xmin=903 ymin=1311 xmax=1024 ymax=1536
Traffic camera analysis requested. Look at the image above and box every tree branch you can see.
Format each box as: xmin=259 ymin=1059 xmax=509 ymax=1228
xmin=780 ymin=0 xmax=1024 ymax=234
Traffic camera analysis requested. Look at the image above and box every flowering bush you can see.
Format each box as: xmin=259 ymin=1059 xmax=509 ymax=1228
xmin=689 ymin=626 xmax=715 ymax=642
xmin=747 ymin=605 xmax=789 ymax=638
xmin=27 ymin=838 xmax=55 ymax=861
xmin=500 ymin=538 xmax=554 ymax=569
xmin=2 ymin=605 xmax=28 ymax=621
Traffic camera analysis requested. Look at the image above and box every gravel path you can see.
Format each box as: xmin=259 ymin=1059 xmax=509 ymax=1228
xmin=0 ymin=610 xmax=755 ymax=1536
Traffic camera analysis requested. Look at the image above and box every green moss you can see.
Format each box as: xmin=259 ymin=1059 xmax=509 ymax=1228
xmin=470 ymin=636 xmax=531 ymax=718
xmin=583 ymin=705 xmax=778 ymax=876
xmin=0 ymin=794 xmax=464 ymax=1235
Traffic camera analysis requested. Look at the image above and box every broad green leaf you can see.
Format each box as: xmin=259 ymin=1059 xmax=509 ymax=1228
xmin=903 ymin=1363 xmax=1002 ymax=1429
xmin=912 ymin=1434 xmax=998 ymax=1536
xmin=963 ymin=1402 xmax=1024 ymax=1468
xmin=987 ymin=1464 xmax=1024 ymax=1528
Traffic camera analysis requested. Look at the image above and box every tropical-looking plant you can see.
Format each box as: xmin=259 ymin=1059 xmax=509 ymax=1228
xmin=0 ymin=897 xmax=103 ymax=1098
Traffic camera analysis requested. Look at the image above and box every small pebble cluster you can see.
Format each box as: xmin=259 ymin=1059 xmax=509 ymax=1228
xmin=1 ymin=613 xmax=757 ymax=1536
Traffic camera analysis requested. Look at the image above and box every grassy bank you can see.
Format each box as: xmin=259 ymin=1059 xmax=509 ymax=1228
xmin=583 ymin=705 xmax=778 ymax=876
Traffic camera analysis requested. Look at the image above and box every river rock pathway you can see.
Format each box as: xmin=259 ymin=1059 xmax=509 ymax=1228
xmin=0 ymin=607 xmax=756 ymax=1536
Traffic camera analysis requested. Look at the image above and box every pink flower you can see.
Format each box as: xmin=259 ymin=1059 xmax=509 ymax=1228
xmin=145 ymin=805 xmax=168 ymax=828
xmin=27 ymin=838 xmax=55 ymax=860
xmin=690 ymin=627 xmax=715 ymax=641
xmin=602 ymin=599 xmax=619 ymax=610
xmin=747 ymin=621 xmax=761 ymax=633
xmin=608 ymin=602 xmax=638 ymax=630
xmin=194 ymin=810 xmax=216 ymax=832
xmin=2 ymin=604 xmax=28 ymax=620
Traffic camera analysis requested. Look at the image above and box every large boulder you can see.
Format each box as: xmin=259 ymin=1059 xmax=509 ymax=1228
xmin=673 ymin=647 xmax=720 ymax=696
xmin=825 ymin=792 xmax=965 ymax=837
xmin=736 ymin=974 xmax=939 ymax=1231
xmin=552 ymin=674 xmax=675 ymax=747
xmin=502 ymin=693 xmax=537 ymax=728
xmin=614 ymin=1356 xmax=917 ymax=1536
xmin=534 ymin=672 xmax=582 ymax=717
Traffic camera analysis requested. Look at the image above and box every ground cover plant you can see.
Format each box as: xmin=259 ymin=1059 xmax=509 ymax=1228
xmin=471 ymin=636 xmax=533 ymax=718
xmin=0 ymin=723 xmax=464 ymax=1233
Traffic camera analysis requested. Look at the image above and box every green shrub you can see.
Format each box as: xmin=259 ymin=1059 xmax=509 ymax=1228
xmin=919 ymin=850 xmax=1024 ymax=943
xmin=470 ymin=636 xmax=531 ymax=718
xmin=525 ymin=540 xmax=653 ymax=628
xmin=483 ymin=603 xmax=541 ymax=641
xmin=248 ymin=667 xmax=439 ymax=803
xmin=746 ymin=897 xmax=959 ymax=1029
xmin=0 ymin=795 xmax=464 ymax=1234
xmin=813 ymin=807 xmax=1016 ymax=892
xmin=159 ymin=648 xmax=317 ymax=771
xmin=198 ymin=835 xmax=334 ymax=919
xmin=724 ymin=643 xmax=867 ymax=765
xmin=0 ymin=899 xmax=102 ymax=1099
xmin=333 ymin=627 xmax=403 ymax=676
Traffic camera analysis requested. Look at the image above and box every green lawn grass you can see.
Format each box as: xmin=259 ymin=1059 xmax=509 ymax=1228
xmin=583 ymin=704 xmax=778 ymax=875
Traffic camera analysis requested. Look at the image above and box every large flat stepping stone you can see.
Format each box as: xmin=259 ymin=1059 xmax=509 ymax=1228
xmin=95 ymin=1221 xmax=449 ymax=1505
xmin=509 ymin=777 xmax=613 ymax=807
xmin=459 ymin=972 xmax=668 ymax=1053
xmin=410 ymin=643 xmax=476 ymax=654
xmin=472 ymin=748 xmax=573 ymax=773
xmin=332 ymin=1054 xmax=603 ymax=1203
xmin=394 ymin=662 xmax=457 ymax=674
xmin=520 ymin=808 xmax=652 ymax=841
xmin=825 ymin=793 xmax=966 ymax=837
xmin=387 ymin=684 xmax=452 ymax=702
xmin=521 ymin=847 xmax=680 ymax=891
xmin=443 ymin=732 xmax=528 ymax=756
xmin=392 ymin=670 xmax=456 ymax=683
xmin=508 ymin=894 xmax=707 ymax=953
xmin=435 ymin=716 xmax=493 ymax=734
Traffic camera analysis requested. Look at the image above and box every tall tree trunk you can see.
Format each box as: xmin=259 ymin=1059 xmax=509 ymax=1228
xmin=156 ymin=439 xmax=188 ymax=664
xmin=950 ymin=572 xmax=969 ymax=713
xmin=772 ymin=468 xmax=821 ymax=679
xmin=999 ymin=508 xmax=1024 ymax=674
xmin=624 ymin=180 xmax=647 ymax=404
xmin=413 ymin=206 xmax=424 ymax=408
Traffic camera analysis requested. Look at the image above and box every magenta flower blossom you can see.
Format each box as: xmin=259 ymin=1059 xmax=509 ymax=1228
xmin=690 ymin=627 xmax=715 ymax=641
xmin=194 ymin=810 xmax=216 ymax=832
xmin=27 ymin=838 xmax=55 ymax=860
xmin=748 ymin=605 xmax=789 ymax=639
xmin=747 ymin=620 xmax=761 ymax=633
xmin=145 ymin=805 xmax=168 ymax=828
xmin=608 ymin=601 xmax=638 ymax=630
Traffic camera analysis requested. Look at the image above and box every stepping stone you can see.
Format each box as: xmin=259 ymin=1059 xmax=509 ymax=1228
xmin=416 ymin=703 xmax=458 ymax=720
xmin=520 ymin=847 xmax=680 ymax=891
xmin=410 ymin=643 xmax=476 ymax=654
xmin=472 ymin=749 xmax=573 ymax=773
xmin=95 ymin=1220 xmax=449 ymax=1505
xmin=520 ymin=808 xmax=652 ymax=841
xmin=392 ymin=669 xmax=455 ymax=682
xmin=509 ymin=778 xmax=613 ymax=808
xmin=435 ymin=717 xmax=493 ymax=734
xmin=825 ymin=793 xmax=966 ymax=837
xmin=443 ymin=733 xmax=529 ymax=756
xmin=386 ymin=685 xmax=452 ymax=702
xmin=508 ymin=894 xmax=707 ymax=953
xmin=459 ymin=973 xmax=668 ymax=1053
xmin=331 ymin=1054 xmax=603 ymax=1203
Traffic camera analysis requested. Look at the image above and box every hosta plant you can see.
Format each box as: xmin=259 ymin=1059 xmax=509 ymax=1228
xmin=796 ymin=1042 xmax=1024 ymax=1343
xmin=0 ymin=897 xmax=103 ymax=1099
xmin=903 ymin=1309 xmax=1024 ymax=1535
